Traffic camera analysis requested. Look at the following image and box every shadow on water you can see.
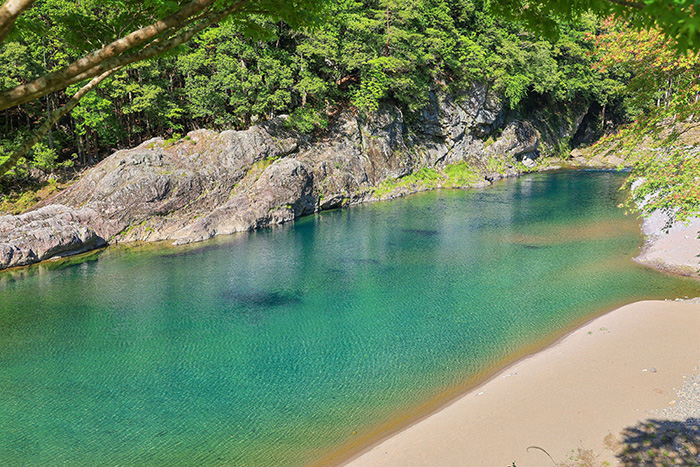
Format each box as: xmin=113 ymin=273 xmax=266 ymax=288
xmin=615 ymin=418 xmax=700 ymax=466
xmin=342 ymin=258 xmax=381 ymax=265
xmin=402 ymin=228 xmax=440 ymax=237
xmin=221 ymin=290 xmax=303 ymax=309
xmin=519 ymin=244 xmax=550 ymax=250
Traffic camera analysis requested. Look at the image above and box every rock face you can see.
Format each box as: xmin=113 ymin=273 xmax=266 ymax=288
xmin=1 ymin=85 xmax=588 ymax=270
xmin=485 ymin=120 xmax=539 ymax=166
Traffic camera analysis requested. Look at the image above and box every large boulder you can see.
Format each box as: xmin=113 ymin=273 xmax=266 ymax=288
xmin=39 ymin=120 xmax=300 ymax=243
xmin=172 ymin=158 xmax=316 ymax=244
xmin=0 ymin=205 xmax=106 ymax=269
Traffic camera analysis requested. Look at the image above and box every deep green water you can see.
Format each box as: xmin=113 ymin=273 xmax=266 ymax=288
xmin=2 ymin=170 xmax=700 ymax=466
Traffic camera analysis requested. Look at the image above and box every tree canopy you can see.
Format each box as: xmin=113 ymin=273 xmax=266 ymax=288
xmin=492 ymin=0 xmax=700 ymax=51
xmin=0 ymin=0 xmax=326 ymax=175
xmin=1 ymin=0 xmax=699 ymax=178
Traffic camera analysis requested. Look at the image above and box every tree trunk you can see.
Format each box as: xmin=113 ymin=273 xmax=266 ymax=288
xmin=384 ymin=7 xmax=390 ymax=56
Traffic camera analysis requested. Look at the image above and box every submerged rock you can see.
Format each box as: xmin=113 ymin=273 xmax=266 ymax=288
xmin=221 ymin=290 xmax=303 ymax=309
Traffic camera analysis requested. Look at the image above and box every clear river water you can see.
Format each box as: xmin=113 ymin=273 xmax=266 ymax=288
xmin=2 ymin=170 xmax=700 ymax=466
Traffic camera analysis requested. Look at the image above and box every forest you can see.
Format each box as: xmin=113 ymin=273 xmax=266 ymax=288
xmin=0 ymin=0 xmax=698 ymax=220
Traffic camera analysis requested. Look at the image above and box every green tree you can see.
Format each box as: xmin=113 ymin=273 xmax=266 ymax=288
xmin=490 ymin=0 xmax=700 ymax=51
xmin=0 ymin=0 xmax=326 ymax=175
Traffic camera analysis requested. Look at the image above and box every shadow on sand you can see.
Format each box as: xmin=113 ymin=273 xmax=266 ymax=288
xmin=615 ymin=418 xmax=700 ymax=466
xmin=532 ymin=418 xmax=700 ymax=467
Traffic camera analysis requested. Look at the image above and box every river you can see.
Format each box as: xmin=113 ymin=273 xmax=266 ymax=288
xmin=1 ymin=170 xmax=699 ymax=466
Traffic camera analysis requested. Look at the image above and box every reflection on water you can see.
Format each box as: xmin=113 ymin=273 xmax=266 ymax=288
xmin=0 ymin=170 xmax=699 ymax=466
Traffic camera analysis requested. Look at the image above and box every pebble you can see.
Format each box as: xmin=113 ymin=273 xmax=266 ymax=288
xmin=652 ymin=373 xmax=700 ymax=423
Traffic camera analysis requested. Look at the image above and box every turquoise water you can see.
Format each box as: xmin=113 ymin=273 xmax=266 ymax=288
xmin=1 ymin=170 xmax=700 ymax=466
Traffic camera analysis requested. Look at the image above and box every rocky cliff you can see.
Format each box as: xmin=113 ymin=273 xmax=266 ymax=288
xmin=0 ymin=85 xmax=586 ymax=270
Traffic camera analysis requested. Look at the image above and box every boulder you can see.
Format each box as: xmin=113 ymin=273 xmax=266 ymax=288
xmin=0 ymin=205 xmax=106 ymax=269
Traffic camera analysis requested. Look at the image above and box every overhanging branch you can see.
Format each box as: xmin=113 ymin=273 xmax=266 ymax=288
xmin=0 ymin=0 xmax=36 ymax=45
xmin=0 ymin=67 xmax=121 ymax=177
xmin=0 ymin=0 xmax=255 ymax=111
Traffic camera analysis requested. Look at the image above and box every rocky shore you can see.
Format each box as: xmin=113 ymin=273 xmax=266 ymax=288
xmin=2 ymin=84 xmax=698 ymax=274
xmin=635 ymin=210 xmax=700 ymax=277
xmin=0 ymin=85 xmax=587 ymax=271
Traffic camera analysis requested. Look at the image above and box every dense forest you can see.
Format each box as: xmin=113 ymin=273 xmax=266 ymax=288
xmin=0 ymin=0 xmax=699 ymax=220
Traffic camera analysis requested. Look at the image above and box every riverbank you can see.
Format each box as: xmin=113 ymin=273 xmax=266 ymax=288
xmin=635 ymin=210 xmax=700 ymax=278
xmin=342 ymin=299 xmax=700 ymax=467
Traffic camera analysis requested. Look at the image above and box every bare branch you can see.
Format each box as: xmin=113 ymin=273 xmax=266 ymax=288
xmin=0 ymin=0 xmax=36 ymax=45
xmin=0 ymin=67 xmax=120 ymax=177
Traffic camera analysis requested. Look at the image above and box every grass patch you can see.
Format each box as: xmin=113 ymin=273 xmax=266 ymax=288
xmin=374 ymin=162 xmax=485 ymax=198
xmin=250 ymin=156 xmax=280 ymax=172
xmin=374 ymin=168 xmax=441 ymax=198
xmin=442 ymin=161 xmax=482 ymax=186
xmin=485 ymin=158 xmax=508 ymax=174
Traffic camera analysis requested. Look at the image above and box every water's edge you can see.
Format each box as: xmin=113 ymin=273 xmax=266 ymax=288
xmin=327 ymin=297 xmax=655 ymax=466
xmin=10 ymin=166 xmax=681 ymax=280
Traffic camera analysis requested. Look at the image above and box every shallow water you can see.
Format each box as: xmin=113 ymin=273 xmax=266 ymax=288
xmin=1 ymin=170 xmax=699 ymax=466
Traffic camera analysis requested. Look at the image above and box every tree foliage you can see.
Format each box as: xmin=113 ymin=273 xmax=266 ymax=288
xmin=491 ymin=0 xmax=700 ymax=52
xmin=586 ymin=22 xmax=700 ymax=225
xmin=0 ymin=0 xmax=326 ymax=175
xmin=2 ymin=0 xmax=697 ymax=180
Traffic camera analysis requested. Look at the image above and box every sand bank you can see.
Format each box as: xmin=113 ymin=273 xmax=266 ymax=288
xmin=343 ymin=300 xmax=700 ymax=466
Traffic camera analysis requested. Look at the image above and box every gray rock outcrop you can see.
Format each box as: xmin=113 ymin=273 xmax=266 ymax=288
xmin=0 ymin=85 xmax=588 ymax=270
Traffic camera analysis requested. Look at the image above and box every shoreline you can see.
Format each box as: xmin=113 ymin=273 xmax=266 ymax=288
xmin=0 ymin=165 xmax=605 ymax=273
xmin=338 ymin=299 xmax=700 ymax=467
xmin=315 ymin=299 xmax=633 ymax=466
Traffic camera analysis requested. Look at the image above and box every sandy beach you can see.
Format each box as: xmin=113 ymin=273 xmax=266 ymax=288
xmin=343 ymin=300 xmax=700 ymax=467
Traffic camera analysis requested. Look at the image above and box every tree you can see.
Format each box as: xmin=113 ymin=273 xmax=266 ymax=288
xmin=0 ymin=0 xmax=326 ymax=176
xmin=2 ymin=0 xmax=699 ymax=178
xmin=490 ymin=0 xmax=700 ymax=52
